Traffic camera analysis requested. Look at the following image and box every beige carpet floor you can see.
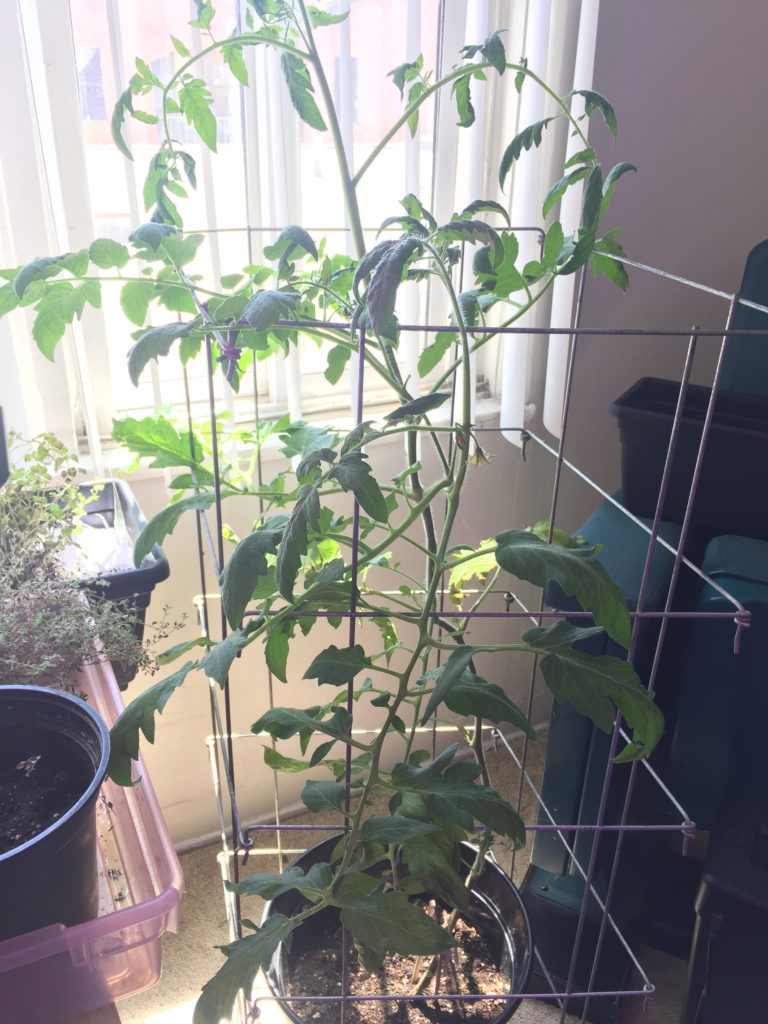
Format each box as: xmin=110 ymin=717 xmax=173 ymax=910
xmin=117 ymin=736 xmax=688 ymax=1024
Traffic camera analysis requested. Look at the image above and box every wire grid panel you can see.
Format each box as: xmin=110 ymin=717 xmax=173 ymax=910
xmin=192 ymin=260 xmax=768 ymax=1023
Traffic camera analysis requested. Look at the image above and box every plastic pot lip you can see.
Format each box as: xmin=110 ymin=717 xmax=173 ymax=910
xmin=0 ymin=684 xmax=110 ymax=862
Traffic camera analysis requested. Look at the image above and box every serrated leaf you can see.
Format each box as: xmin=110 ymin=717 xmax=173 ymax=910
xmin=523 ymin=620 xmax=663 ymax=758
xmin=458 ymin=199 xmax=511 ymax=226
xmin=338 ymin=891 xmax=456 ymax=971
xmin=304 ymin=644 xmax=372 ymax=685
xmin=296 ymin=447 xmax=337 ymax=480
xmin=572 ymin=88 xmax=618 ymax=137
xmin=542 ymin=166 xmax=590 ymax=218
xmin=543 ymin=221 xmax=565 ymax=269
xmin=129 ymin=222 xmax=178 ymax=251
xmin=179 ymin=77 xmax=217 ymax=150
xmin=452 ymin=73 xmax=474 ymax=127
xmin=435 ymin=219 xmax=503 ymax=264
xmin=89 ymin=238 xmax=130 ymax=269
xmin=364 ymin=238 xmax=420 ymax=336
xmin=199 ymin=630 xmax=249 ymax=686
xmin=252 ymin=706 xmax=352 ymax=744
xmin=329 ymin=452 xmax=388 ymax=521
xmin=302 ymin=778 xmax=347 ymax=813
xmin=280 ymin=52 xmax=326 ymax=131
xmin=127 ymin=321 xmax=196 ymax=384
xmin=580 ymin=166 xmax=604 ymax=234
xmin=481 ymin=30 xmax=507 ymax=75
xmin=590 ymin=252 xmax=629 ymax=292
xmin=108 ymin=662 xmax=196 ymax=784
xmin=495 ymin=529 xmax=631 ymax=648
xmin=132 ymin=491 xmax=219 ymax=565
xmin=111 ymin=87 xmax=135 ymax=160
xmin=120 ymin=280 xmax=157 ymax=327
xmin=220 ymin=527 xmax=282 ymax=627
xmin=228 ymin=862 xmax=333 ymax=902
xmin=419 ymin=646 xmax=476 ymax=723
xmin=417 ymin=333 xmax=453 ymax=376
xmin=325 ymin=343 xmax=350 ymax=384
xmin=442 ymin=674 xmax=536 ymax=737
xmin=222 ymin=42 xmax=249 ymax=85
xmin=275 ymin=483 xmax=320 ymax=602
xmin=359 ymin=816 xmax=441 ymax=844
xmin=385 ymin=392 xmax=450 ymax=422
xmin=112 ymin=414 xmax=205 ymax=469
xmin=264 ymin=623 xmax=290 ymax=682
xmin=400 ymin=193 xmax=437 ymax=232
xmin=499 ymin=117 xmax=555 ymax=189
xmin=242 ymin=290 xmax=298 ymax=332
xmin=376 ymin=214 xmax=430 ymax=238
xmin=192 ymin=916 xmax=298 ymax=1024
xmin=13 ymin=257 xmax=65 ymax=299
xmin=0 ymin=283 xmax=19 ymax=317
xmin=308 ymin=6 xmax=349 ymax=26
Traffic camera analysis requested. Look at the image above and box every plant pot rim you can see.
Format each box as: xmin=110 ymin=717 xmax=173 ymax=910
xmin=0 ymin=684 xmax=110 ymax=862
xmin=261 ymin=832 xmax=533 ymax=1024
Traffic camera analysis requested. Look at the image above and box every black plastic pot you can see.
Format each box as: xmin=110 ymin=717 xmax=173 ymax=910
xmin=262 ymin=835 xmax=532 ymax=1023
xmin=0 ymin=686 xmax=110 ymax=943
xmin=76 ymin=480 xmax=170 ymax=688
xmin=610 ymin=376 xmax=768 ymax=541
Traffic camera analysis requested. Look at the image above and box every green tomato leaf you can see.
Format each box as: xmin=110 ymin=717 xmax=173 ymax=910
xmin=227 ymin=862 xmax=333 ymax=901
xmin=481 ymin=30 xmax=507 ymax=75
xmin=252 ymin=706 xmax=352 ymax=744
xmin=419 ymin=646 xmax=477 ymax=723
xmin=338 ymin=891 xmax=456 ymax=972
xmin=120 ymin=280 xmax=157 ymax=327
xmin=457 ymin=199 xmax=511 ymax=226
xmin=435 ymin=219 xmax=503 ymax=265
xmin=494 ymin=529 xmax=632 ymax=648
xmin=242 ymin=290 xmax=298 ymax=332
xmin=108 ymin=661 xmax=196 ymax=785
xmin=325 ymin=343 xmax=351 ymax=384
xmin=128 ymin=320 xmax=199 ymax=385
xmin=192 ymin=916 xmax=298 ymax=1024
xmin=523 ymin=620 xmax=663 ymax=758
xmin=280 ymin=52 xmax=326 ymax=131
xmin=384 ymin=392 xmax=450 ymax=422
xmin=89 ymin=238 xmax=130 ymax=269
xmin=179 ymin=77 xmax=217 ymax=151
xmin=359 ymin=816 xmax=442 ymax=844
xmin=275 ymin=483 xmax=321 ymax=602
xmin=129 ymin=222 xmax=178 ymax=252
xmin=303 ymin=643 xmax=372 ymax=686
xmin=571 ymin=88 xmax=618 ymax=137
xmin=112 ymin=414 xmax=205 ymax=469
xmin=364 ymin=238 xmax=421 ymax=336
xmin=131 ymin=491 xmax=220 ymax=565
xmin=199 ymin=629 xmax=249 ymax=687
xmin=580 ymin=166 xmax=604 ymax=234
xmin=452 ymin=73 xmax=475 ymax=127
xmin=264 ymin=622 xmax=291 ymax=682
xmin=328 ymin=452 xmax=388 ymax=522
xmin=301 ymin=778 xmax=348 ymax=813
xmin=220 ymin=526 xmax=283 ymax=628
xmin=542 ymin=166 xmax=590 ymax=218
xmin=499 ymin=117 xmax=555 ymax=189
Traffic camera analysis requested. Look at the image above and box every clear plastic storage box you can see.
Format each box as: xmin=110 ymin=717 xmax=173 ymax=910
xmin=0 ymin=661 xmax=183 ymax=1023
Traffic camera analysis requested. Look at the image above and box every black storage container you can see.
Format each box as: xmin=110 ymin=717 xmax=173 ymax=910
xmin=77 ymin=479 xmax=169 ymax=688
xmin=609 ymin=377 xmax=768 ymax=540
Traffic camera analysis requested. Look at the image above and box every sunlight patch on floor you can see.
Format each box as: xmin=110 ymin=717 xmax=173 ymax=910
xmin=144 ymin=998 xmax=198 ymax=1023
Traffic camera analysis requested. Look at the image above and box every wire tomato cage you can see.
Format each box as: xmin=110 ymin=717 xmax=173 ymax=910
xmin=181 ymin=246 xmax=768 ymax=1023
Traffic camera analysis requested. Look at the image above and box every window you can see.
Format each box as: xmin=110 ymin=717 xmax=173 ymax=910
xmin=1 ymin=1 xmax=599 ymax=462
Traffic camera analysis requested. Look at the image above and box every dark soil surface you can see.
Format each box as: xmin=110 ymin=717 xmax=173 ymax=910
xmin=280 ymin=901 xmax=513 ymax=1024
xmin=0 ymin=751 xmax=88 ymax=854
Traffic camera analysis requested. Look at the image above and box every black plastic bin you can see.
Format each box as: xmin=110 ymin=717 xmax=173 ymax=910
xmin=77 ymin=479 xmax=169 ymax=688
xmin=610 ymin=377 xmax=768 ymax=541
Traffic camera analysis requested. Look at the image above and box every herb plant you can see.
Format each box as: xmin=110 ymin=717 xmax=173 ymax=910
xmin=0 ymin=431 xmax=176 ymax=691
xmin=1 ymin=3 xmax=659 ymax=1021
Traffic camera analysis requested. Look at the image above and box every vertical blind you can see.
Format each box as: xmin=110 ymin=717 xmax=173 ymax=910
xmin=0 ymin=0 xmax=599 ymax=463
